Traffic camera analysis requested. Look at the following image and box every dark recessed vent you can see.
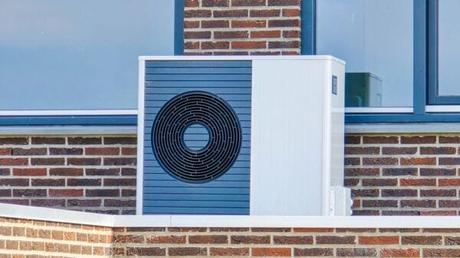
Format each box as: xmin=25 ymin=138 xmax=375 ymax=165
xmin=152 ymin=91 xmax=242 ymax=184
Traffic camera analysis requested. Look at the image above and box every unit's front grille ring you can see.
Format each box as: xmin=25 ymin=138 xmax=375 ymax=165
xmin=152 ymin=91 xmax=242 ymax=183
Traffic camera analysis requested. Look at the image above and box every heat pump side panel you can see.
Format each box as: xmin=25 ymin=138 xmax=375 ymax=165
xmin=329 ymin=60 xmax=345 ymax=188
xmin=250 ymin=59 xmax=328 ymax=216
xmin=142 ymin=60 xmax=251 ymax=215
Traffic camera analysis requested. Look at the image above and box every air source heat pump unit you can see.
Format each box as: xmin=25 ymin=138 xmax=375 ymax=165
xmin=137 ymin=56 xmax=350 ymax=216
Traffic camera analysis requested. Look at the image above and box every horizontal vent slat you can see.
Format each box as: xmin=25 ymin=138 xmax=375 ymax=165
xmin=145 ymin=74 xmax=251 ymax=81
xmin=145 ymin=89 xmax=250 ymax=95
xmin=143 ymin=187 xmax=248 ymax=195
xmin=144 ymin=166 xmax=249 ymax=173
xmin=145 ymin=60 xmax=251 ymax=68
xmin=145 ymin=81 xmax=251 ymax=87
xmin=144 ymin=174 xmax=248 ymax=181
xmin=143 ymin=194 xmax=248 ymax=201
xmin=145 ymin=95 xmax=251 ymax=101
xmin=142 ymin=207 xmax=249 ymax=215
xmin=143 ymin=200 xmax=248 ymax=208
xmin=146 ymin=67 xmax=251 ymax=74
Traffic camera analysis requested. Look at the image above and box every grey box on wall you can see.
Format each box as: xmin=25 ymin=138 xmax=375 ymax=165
xmin=345 ymin=72 xmax=382 ymax=107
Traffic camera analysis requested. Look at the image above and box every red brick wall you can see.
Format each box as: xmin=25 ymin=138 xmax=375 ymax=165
xmin=3 ymin=132 xmax=460 ymax=217
xmin=113 ymin=226 xmax=460 ymax=257
xmin=184 ymin=0 xmax=301 ymax=55
xmin=0 ymin=217 xmax=112 ymax=257
xmin=2 ymin=132 xmax=460 ymax=217
xmin=2 ymin=215 xmax=460 ymax=257
xmin=345 ymin=134 xmax=460 ymax=216
xmin=0 ymin=136 xmax=136 ymax=215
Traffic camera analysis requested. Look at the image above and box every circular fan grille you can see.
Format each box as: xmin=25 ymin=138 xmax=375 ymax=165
xmin=152 ymin=91 xmax=242 ymax=183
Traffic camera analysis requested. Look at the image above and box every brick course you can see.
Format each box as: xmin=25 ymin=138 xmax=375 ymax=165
xmin=112 ymin=226 xmax=460 ymax=257
xmin=0 ymin=217 xmax=112 ymax=257
xmin=345 ymin=134 xmax=460 ymax=216
xmin=184 ymin=0 xmax=301 ymax=55
xmin=4 ymin=215 xmax=460 ymax=257
xmin=0 ymin=136 xmax=136 ymax=215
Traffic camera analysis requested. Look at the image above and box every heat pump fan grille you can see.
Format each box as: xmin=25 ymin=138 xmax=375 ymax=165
xmin=152 ymin=91 xmax=242 ymax=183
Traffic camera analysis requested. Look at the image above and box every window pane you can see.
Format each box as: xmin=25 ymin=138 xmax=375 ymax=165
xmin=438 ymin=0 xmax=460 ymax=96
xmin=317 ymin=0 xmax=413 ymax=108
xmin=0 ymin=0 xmax=174 ymax=110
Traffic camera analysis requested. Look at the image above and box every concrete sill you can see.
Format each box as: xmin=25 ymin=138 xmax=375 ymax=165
xmin=1 ymin=203 xmax=460 ymax=228
xmin=346 ymin=123 xmax=460 ymax=134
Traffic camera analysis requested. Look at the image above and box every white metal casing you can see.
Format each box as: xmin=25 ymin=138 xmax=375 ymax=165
xmin=137 ymin=56 xmax=348 ymax=216
xmin=250 ymin=57 xmax=346 ymax=215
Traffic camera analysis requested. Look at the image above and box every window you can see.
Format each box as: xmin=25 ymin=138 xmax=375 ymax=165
xmin=0 ymin=0 xmax=174 ymax=111
xmin=437 ymin=0 xmax=460 ymax=96
xmin=428 ymin=0 xmax=460 ymax=106
xmin=306 ymin=0 xmax=460 ymax=122
xmin=316 ymin=0 xmax=414 ymax=109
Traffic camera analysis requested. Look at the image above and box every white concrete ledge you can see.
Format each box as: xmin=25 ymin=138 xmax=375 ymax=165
xmin=0 ymin=203 xmax=114 ymax=227
xmin=112 ymin=215 xmax=460 ymax=228
xmin=0 ymin=110 xmax=137 ymax=116
xmin=2 ymin=124 xmax=458 ymax=135
xmin=346 ymin=123 xmax=460 ymax=134
xmin=1 ymin=203 xmax=460 ymax=228
xmin=0 ymin=126 xmax=136 ymax=135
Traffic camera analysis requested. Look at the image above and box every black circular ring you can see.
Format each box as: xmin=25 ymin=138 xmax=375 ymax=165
xmin=152 ymin=91 xmax=242 ymax=184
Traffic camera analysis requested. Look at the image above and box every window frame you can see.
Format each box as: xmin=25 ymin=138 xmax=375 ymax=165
xmin=175 ymin=0 xmax=185 ymax=55
xmin=303 ymin=0 xmax=460 ymax=123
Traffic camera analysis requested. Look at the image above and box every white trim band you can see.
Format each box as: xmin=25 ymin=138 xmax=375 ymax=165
xmin=426 ymin=105 xmax=460 ymax=113
xmin=114 ymin=215 xmax=460 ymax=228
xmin=346 ymin=123 xmax=460 ymax=134
xmin=1 ymin=203 xmax=460 ymax=228
xmin=345 ymin=107 xmax=413 ymax=113
xmin=0 ymin=110 xmax=137 ymax=116
xmin=0 ymin=126 xmax=137 ymax=135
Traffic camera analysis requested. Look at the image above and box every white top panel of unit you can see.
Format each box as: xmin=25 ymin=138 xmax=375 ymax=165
xmin=139 ymin=55 xmax=346 ymax=65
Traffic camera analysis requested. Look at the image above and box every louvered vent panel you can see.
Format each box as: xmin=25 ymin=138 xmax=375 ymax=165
xmin=143 ymin=60 xmax=251 ymax=215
